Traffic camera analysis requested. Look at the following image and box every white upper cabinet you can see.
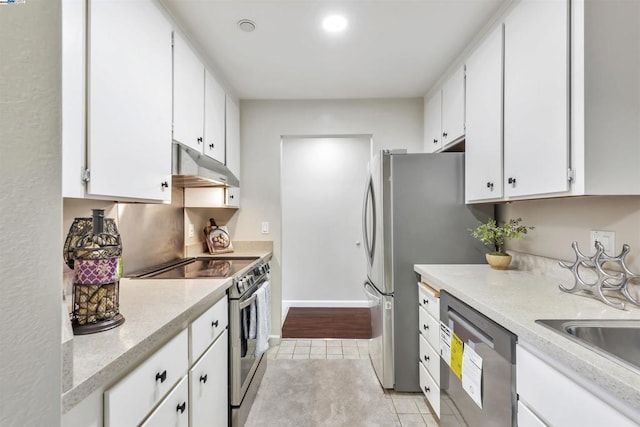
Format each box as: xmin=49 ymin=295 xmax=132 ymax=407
xmin=441 ymin=66 xmax=466 ymax=147
xmin=87 ymin=0 xmax=172 ymax=202
xmin=503 ymin=0 xmax=569 ymax=198
xmin=423 ymin=93 xmax=442 ymax=153
xmin=203 ymin=70 xmax=226 ymax=164
xmin=465 ymin=25 xmax=504 ymax=203
xmin=225 ymin=95 xmax=241 ymax=181
xmin=173 ymin=32 xmax=205 ymax=153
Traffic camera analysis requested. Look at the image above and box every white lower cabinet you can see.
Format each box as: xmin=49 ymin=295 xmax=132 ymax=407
xmin=190 ymin=330 xmax=229 ymax=427
xmin=417 ymin=281 xmax=440 ymax=419
xmin=104 ymin=329 xmax=188 ymax=426
xmin=517 ymin=343 xmax=639 ymax=427
xmin=141 ymin=376 xmax=189 ymax=427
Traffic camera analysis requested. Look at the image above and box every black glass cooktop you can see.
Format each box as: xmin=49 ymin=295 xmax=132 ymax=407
xmin=131 ymin=257 xmax=258 ymax=279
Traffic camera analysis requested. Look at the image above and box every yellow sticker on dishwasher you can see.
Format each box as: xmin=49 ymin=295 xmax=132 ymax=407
xmin=450 ymin=333 xmax=464 ymax=380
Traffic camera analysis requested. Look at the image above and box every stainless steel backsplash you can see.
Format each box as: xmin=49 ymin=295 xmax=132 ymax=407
xmin=117 ymin=186 xmax=184 ymax=274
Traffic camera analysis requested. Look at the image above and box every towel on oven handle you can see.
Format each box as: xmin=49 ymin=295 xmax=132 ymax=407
xmin=255 ymin=280 xmax=271 ymax=356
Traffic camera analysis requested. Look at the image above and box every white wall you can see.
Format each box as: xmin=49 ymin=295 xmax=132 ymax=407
xmin=237 ymin=98 xmax=424 ymax=334
xmin=0 ymin=1 xmax=62 ymax=425
xmin=500 ymin=196 xmax=640 ymax=271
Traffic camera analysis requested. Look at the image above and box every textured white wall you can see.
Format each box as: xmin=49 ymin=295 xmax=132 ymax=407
xmin=237 ymin=99 xmax=424 ymax=333
xmin=499 ymin=196 xmax=640 ymax=271
xmin=0 ymin=0 xmax=62 ymax=425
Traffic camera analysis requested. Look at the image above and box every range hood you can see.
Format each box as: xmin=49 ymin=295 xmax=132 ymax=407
xmin=172 ymin=143 xmax=239 ymax=188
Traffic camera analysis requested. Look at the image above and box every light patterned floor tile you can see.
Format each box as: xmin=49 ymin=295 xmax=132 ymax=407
xmin=266 ymin=351 xmax=278 ymax=360
xmin=311 ymin=340 xmax=327 ymax=347
xmin=309 ymin=353 xmax=326 ymax=359
xmin=309 ymin=347 xmax=326 ymax=355
xmin=326 ymin=340 xmax=342 ymax=347
xmin=343 ymin=346 xmax=359 ymax=355
xmin=295 ymin=340 xmax=311 ymax=347
xmin=292 ymin=354 xmax=310 ymax=359
xmin=293 ymin=348 xmax=310 ymax=356
xmin=327 ymin=346 xmax=343 ymax=355
xmin=398 ymin=413 xmax=427 ymax=426
xmin=277 ymin=346 xmax=294 ymax=354
xmin=414 ymin=396 xmax=431 ymax=414
xmin=393 ymin=398 xmax=421 ymax=414
xmin=275 ymin=353 xmax=293 ymax=359
xmin=342 ymin=339 xmax=358 ymax=347
xmin=280 ymin=339 xmax=296 ymax=346
xmin=344 ymin=354 xmax=359 ymax=359
xmin=326 ymin=354 xmax=343 ymax=359
xmin=386 ymin=399 xmax=397 ymax=414
xmin=422 ymin=414 xmax=439 ymax=426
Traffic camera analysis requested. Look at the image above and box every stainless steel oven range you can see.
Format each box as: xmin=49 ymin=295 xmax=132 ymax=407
xmin=128 ymin=255 xmax=271 ymax=426
xmin=228 ymin=260 xmax=270 ymax=426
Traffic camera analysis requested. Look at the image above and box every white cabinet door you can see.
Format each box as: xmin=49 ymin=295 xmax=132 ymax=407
xmin=465 ymin=25 xmax=504 ymax=203
xmin=87 ymin=0 xmax=172 ymax=202
xmin=423 ymin=93 xmax=442 ymax=153
xmin=173 ymin=31 xmax=205 ymax=153
xmin=190 ymin=330 xmax=228 ymax=427
xmin=189 ymin=296 xmax=228 ymax=364
xmin=225 ymin=94 xmax=241 ymax=180
xmin=504 ymin=0 xmax=569 ymax=198
xmin=62 ymin=0 xmax=86 ymax=198
xmin=140 ymin=376 xmax=189 ymax=427
xmin=441 ymin=66 xmax=465 ymax=146
xmin=204 ymin=70 xmax=226 ymax=163
xmin=226 ymin=187 xmax=240 ymax=208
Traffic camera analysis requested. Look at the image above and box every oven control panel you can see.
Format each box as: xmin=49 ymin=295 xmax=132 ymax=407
xmin=234 ymin=261 xmax=270 ymax=295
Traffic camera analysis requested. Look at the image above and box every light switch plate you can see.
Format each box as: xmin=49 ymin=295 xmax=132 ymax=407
xmin=188 ymin=223 xmax=195 ymax=238
xmin=261 ymin=222 xmax=269 ymax=234
xmin=590 ymin=230 xmax=615 ymax=255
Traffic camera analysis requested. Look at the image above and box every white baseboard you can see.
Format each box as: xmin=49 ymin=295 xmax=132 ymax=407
xmin=282 ymin=300 xmax=370 ymax=322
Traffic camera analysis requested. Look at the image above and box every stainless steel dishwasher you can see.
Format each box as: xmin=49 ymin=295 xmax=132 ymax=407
xmin=440 ymin=291 xmax=517 ymax=426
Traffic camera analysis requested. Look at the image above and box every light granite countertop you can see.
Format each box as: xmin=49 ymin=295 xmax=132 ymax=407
xmin=413 ymin=263 xmax=640 ymax=414
xmin=62 ymin=249 xmax=272 ymax=414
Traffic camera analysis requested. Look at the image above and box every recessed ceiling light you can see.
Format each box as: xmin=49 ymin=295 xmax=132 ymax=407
xmin=238 ymin=19 xmax=256 ymax=33
xmin=322 ymin=15 xmax=348 ymax=33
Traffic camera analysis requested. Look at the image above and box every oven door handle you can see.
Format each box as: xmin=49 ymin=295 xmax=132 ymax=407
xmin=239 ymin=293 xmax=258 ymax=309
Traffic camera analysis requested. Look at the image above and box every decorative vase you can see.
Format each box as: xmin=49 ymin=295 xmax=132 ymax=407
xmin=486 ymin=253 xmax=512 ymax=270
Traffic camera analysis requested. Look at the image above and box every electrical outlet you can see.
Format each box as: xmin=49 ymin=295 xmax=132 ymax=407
xmin=590 ymin=230 xmax=616 ymax=255
xmin=261 ymin=222 xmax=269 ymax=234
xmin=188 ymin=223 xmax=195 ymax=238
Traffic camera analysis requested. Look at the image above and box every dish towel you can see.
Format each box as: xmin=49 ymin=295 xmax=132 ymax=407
xmin=255 ymin=280 xmax=271 ymax=356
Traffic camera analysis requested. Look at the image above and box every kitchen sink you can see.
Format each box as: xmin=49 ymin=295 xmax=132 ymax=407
xmin=536 ymin=319 xmax=640 ymax=373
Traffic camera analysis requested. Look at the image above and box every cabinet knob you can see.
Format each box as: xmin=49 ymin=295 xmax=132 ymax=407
xmin=424 ymin=355 xmax=430 ymax=362
xmin=424 ymin=386 xmax=430 ymax=393
xmin=230 ymin=195 xmax=235 ymax=199
xmin=211 ymin=320 xmax=219 ymax=328
xmin=423 ymin=324 xmax=429 ymax=331
xmin=200 ymin=374 xmax=208 ymax=383
xmin=209 ymin=143 xmax=215 ymax=149
xmin=423 ymin=299 xmax=428 ymax=305
xmin=161 ymin=181 xmax=169 ymax=189
xmin=155 ymin=370 xmax=167 ymax=383
xmin=508 ymin=177 xmax=517 ymax=185
xmin=487 ymin=182 xmax=494 ymax=190
xmin=197 ymin=137 xmax=203 ymax=144
xmin=176 ymin=402 xmax=186 ymax=414
xmin=433 ymin=139 xmax=438 ymax=144
xmin=442 ymin=132 xmax=448 ymax=138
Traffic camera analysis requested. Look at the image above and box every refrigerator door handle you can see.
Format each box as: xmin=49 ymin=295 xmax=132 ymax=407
xmin=363 ymin=280 xmax=381 ymax=305
xmin=362 ymin=175 xmax=376 ymax=266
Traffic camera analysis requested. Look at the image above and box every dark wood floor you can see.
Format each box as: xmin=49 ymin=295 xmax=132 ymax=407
xmin=282 ymin=307 xmax=372 ymax=339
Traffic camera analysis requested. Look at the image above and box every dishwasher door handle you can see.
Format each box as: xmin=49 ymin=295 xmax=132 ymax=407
xmin=448 ymin=309 xmax=495 ymax=349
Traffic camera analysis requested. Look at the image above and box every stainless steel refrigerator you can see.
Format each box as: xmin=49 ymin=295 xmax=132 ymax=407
xmin=362 ymin=150 xmax=493 ymax=391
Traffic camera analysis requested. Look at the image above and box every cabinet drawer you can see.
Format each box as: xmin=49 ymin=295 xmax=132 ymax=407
xmin=190 ymin=330 xmax=228 ymax=427
xmin=141 ymin=376 xmax=189 ymax=427
xmin=419 ymin=334 xmax=440 ymax=385
xmin=517 ymin=401 xmax=547 ymax=427
xmin=418 ymin=306 xmax=440 ymax=350
xmin=419 ymin=360 xmax=440 ymax=419
xmin=418 ymin=282 xmax=439 ymax=320
xmin=104 ymin=329 xmax=188 ymax=426
xmin=190 ymin=295 xmax=228 ymax=363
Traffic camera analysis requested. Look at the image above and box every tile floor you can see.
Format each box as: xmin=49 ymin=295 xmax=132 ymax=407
xmin=265 ymin=338 xmax=439 ymax=426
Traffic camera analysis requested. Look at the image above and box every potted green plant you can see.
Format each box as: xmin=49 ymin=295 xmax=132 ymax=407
xmin=470 ymin=218 xmax=534 ymax=270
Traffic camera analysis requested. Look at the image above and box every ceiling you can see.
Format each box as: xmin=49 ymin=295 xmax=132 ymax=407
xmin=161 ymin=0 xmax=508 ymax=100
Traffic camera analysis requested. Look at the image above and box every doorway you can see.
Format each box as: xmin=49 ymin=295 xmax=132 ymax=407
xmin=281 ymin=135 xmax=371 ymax=334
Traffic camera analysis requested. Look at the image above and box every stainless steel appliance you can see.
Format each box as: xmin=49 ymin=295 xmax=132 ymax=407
xmin=362 ymin=150 xmax=493 ymax=391
xmin=129 ymin=255 xmax=271 ymax=426
xmin=228 ymin=260 xmax=270 ymax=426
xmin=440 ymin=290 xmax=517 ymax=426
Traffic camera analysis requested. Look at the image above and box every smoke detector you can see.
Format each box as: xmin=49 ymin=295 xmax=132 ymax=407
xmin=238 ymin=19 xmax=256 ymax=33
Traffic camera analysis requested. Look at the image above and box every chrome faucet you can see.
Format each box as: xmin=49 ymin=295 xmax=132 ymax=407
xmin=559 ymin=241 xmax=640 ymax=310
